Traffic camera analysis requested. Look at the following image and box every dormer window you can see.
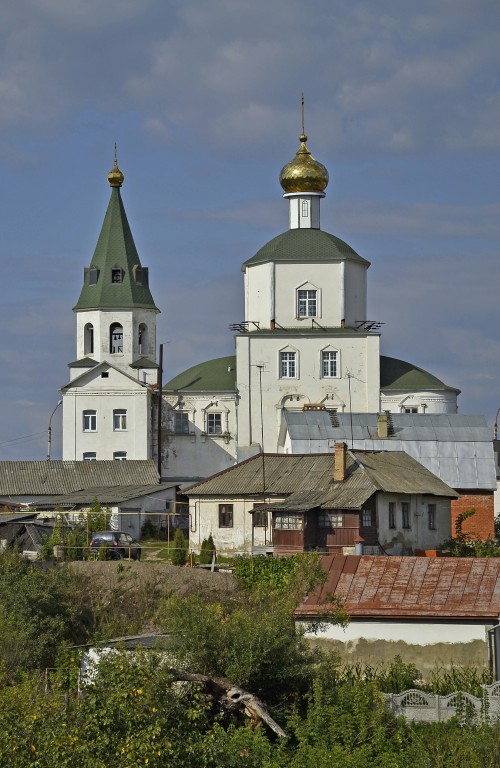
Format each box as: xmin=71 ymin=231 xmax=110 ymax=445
xmin=88 ymin=266 xmax=99 ymax=285
xmin=111 ymin=268 xmax=123 ymax=284
xmin=134 ymin=266 xmax=148 ymax=286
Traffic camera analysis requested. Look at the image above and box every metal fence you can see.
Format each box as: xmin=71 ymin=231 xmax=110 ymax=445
xmin=385 ymin=683 xmax=500 ymax=723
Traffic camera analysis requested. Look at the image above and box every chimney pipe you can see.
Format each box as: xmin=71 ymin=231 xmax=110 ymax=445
xmin=377 ymin=413 xmax=388 ymax=439
xmin=333 ymin=442 xmax=347 ymax=482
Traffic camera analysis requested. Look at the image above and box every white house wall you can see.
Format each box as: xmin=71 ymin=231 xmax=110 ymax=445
xmin=376 ymin=492 xmax=451 ymax=554
xmin=301 ymin=618 xmax=490 ymax=646
xmin=189 ymin=497 xmax=279 ymax=555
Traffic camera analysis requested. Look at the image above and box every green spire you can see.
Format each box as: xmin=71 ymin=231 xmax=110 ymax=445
xmin=74 ymin=182 xmax=158 ymax=312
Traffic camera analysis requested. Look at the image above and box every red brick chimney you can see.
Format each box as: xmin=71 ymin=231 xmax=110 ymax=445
xmin=333 ymin=442 xmax=347 ymax=482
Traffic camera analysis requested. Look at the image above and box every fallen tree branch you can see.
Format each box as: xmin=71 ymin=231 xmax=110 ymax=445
xmin=168 ymin=668 xmax=286 ymax=738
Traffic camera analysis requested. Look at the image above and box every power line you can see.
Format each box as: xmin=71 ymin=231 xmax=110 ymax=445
xmin=0 ymin=430 xmax=46 ymax=448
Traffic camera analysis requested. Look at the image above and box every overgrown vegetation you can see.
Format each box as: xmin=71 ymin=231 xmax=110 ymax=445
xmin=0 ymin=548 xmax=498 ymax=766
xmin=441 ymin=508 xmax=500 ymax=557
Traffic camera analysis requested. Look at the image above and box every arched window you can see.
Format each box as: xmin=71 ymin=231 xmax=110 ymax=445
xmin=84 ymin=323 xmax=94 ymax=355
xmin=138 ymin=323 xmax=148 ymax=355
xmin=110 ymin=323 xmax=123 ymax=353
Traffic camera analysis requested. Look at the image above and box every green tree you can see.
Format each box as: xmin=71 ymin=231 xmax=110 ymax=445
xmin=199 ymin=534 xmax=216 ymax=564
xmin=170 ymin=528 xmax=188 ymax=566
xmin=0 ymin=552 xmax=84 ymax=680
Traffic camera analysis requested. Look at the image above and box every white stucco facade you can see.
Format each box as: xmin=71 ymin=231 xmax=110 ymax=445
xmin=61 ymin=364 xmax=152 ymax=461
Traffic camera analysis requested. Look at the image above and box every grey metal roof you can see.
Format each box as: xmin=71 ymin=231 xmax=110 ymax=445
xmin=0 ymin=461 xmax=159 ymax=496
xmin=284 ymin=412 xmax=496 ymax=490
xmin=186 ymin=450 xmax=457 ymax=504
xmin=34 ymin=482 xmax=177 ymax=508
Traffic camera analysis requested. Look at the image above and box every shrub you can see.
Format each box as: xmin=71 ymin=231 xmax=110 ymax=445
xmin=199 ymin=534 xmax=215 ymax=565
xmin=171 ymin=528 xmax=188 ymax=566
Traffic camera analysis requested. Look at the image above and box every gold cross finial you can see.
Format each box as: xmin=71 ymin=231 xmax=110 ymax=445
xmin=301 ymin=93 xmax=305 ymax=135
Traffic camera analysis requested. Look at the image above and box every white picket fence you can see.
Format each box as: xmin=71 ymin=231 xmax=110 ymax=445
xmin=385 ymin=682 xmax=500 ymax=723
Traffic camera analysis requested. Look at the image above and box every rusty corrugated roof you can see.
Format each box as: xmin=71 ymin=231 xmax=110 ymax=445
xmin=296 ymin=555 xmax=500 ymax=620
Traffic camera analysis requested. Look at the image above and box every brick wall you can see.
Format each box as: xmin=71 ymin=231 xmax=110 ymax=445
xmin=450 ymin=492 xmax=495 ymax=540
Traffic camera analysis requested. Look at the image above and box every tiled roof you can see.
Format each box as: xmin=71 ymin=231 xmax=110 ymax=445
xmin=74 ymin=187 xmax=158 ymax=312
xmin=0 ymin=461 xmax=159 ymax=496
xmin=242 ymin=229 xmax=369 ymax=270
xmin=296 ymin=555 xmax=500 ymax=620
xmin=164 ymin=356 xmax=237 ymax=393
xmin=185 ymin=450 xmax=457 ymax=501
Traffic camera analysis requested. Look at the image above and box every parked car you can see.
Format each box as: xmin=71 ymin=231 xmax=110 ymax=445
xmin=90 ymin=531 xmax=141 ymax=560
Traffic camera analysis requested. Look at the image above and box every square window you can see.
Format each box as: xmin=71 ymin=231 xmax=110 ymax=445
xmin=322 ymin=350 xmax=338 ymax=378
xmin=83 ymin=410 xmax=97 ymax=432
xmin=428 ymin=503 xmax=436 ymax=530
xmin=219 ymin=504 xmax=233 ymax=528
xmin=402 ymin=502 xmax=410 ymax=529
xmin=318 ymin=512 xmax=343 ymax=528
xmin=253 ymin=508 xmax=267 ymax=527
xmin=206 ymin=413 xmax=222 ymax=434
xmin=113 ymin=409 xmax=127 ymax=431
xmin=297 ymin=289 xmax=317 ymax=318
xmin=362 ymin=509 xmax=373 ymax=527
xmin=280 ymin=351 xmax=296 ymax=378
xmin=174 ymin=412 xmax=190 ymax=434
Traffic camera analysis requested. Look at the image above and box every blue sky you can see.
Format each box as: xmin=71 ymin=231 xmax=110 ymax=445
xmin=1 ymin=0 xmax=500 ymax=460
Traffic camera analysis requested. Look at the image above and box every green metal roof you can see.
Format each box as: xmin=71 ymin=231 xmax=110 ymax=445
xmin=74 ymin=187 xmax=159 ymax=312
xmin=130 ymin=356 xmax=159 ymax=369
xmin=164 ymin=356 xmax=237 ymax=393
xmin=380 ymin=356 xmax=460 ymax=394
xmin=242 ymin=228 xmax=369 ymax=271
xmin=68 ymin=357 xmax=99 ymax=368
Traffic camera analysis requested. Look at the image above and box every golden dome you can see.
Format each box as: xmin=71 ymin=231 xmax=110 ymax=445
xmin=108 ymin=157 xmax=124 ymax=188
xmin=279 ymin=133 xmax=329 ymax=194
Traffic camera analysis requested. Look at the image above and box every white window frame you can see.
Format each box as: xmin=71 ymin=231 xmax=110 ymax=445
xmin=206 ymin=412 xmax=222 ymax=435
xmin=280 ymin=350 xmax=297 ymax=379
xmin=113 ymin=409 xmax=127 ymax=431
xmin=83 ymin=452 xmax=96 ymax=461
xmin=321 ymin=349 xmax=339 ymax=378
xmin=297 ymin=288 xmax=317 ymax=318
xmin=83 ymin=410 xmax=97 ymax=432
xmin=113 ymin=451 xmax=127 ymax=460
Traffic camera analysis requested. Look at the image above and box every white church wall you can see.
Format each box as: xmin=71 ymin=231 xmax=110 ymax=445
xmin=160 ymin=395 xmax=237 ymax=481
xmin=62 ymin=384 xmax=151 ymax=461
xmin=236 ymin=332 xmax=380 ymax=456
xmin=380 ymin=390 xmax=458 ymax=414
xmin=76 ymin=308 xmax=157 ymax=369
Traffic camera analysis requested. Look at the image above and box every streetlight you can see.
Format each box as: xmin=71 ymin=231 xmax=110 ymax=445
xmin=47 ymin=399 xmax=62 ymax=461
xmin=495 ymin=408 xmax=500 ymax=441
